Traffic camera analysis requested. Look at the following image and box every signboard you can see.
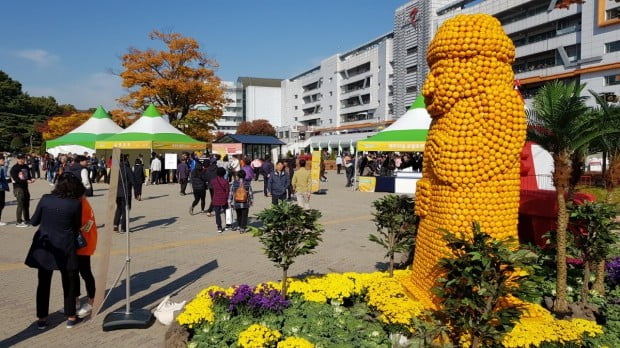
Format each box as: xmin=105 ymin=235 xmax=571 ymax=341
xmin=212 ymin=143 xmax=242 ymax=155
xmin=358 ymin=176 xmax=377 ymax=192
xmin=164 ymin=153 xmax=178 ymax=170
xmin=311 ymin=150 xmax=321 ymax=193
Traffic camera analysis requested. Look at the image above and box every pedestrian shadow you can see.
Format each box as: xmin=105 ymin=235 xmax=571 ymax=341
xmin=313 ymin=189 xmax=328 ymax=195
xmin=102 ymin=259 xmax=218 ymax=314
xmin=0 ymin=312 xmax=68 ymax=347
xmin=142 ymin=194 xmax=169 ymax=200
xmin=129 ymin=217 xmax=178 ymax=232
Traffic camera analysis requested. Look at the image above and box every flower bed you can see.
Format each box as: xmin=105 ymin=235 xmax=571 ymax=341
xmin=175 ymin=270 xmax=602 ymax=347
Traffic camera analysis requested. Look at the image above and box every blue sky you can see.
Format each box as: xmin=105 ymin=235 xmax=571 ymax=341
xmin=0 ymin=0 xmax=405 ymax=110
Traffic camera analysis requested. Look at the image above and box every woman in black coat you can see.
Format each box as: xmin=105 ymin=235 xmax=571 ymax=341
xmin=132 ymin=159 xmax=145 ymax=201
xmin=25 ymin=172 xmax=85 ymax=329
xmin=189 ymin=161 xmax=209 ymax=214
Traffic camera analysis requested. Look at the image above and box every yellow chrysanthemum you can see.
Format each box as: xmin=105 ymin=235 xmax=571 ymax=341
xmin=238 ymin=324 xmax=282 ymax=348
xmin=277 ymin=336 xmax=315 ymax=348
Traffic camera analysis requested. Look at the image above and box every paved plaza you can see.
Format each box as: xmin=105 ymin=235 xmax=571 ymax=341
xmin=0 ymin=172 xmax=391 ymax=347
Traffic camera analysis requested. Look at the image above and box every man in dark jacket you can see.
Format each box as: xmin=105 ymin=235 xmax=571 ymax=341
xmin=261 ymin=157 xmax=274 ymax=197
xmin=10 ymin=154 xmax=35 ymax=227
xmin=114 ymin=155 xmax=135 ymax=233
xmin=286 ymin=156 xmax=296 ymax=200
xmin=267 ymin=160 xmax=290 ymax=205
xmin=177 ymin=156 xmax=190 ymax=195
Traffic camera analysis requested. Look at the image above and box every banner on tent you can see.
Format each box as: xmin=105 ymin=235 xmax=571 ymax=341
xmin=211 ymin=143 xmax=242 ymax=155
xmin=357 ymin=141 xmax=426 ymax=152
xmin=153 ymin=141 xmax=205 ymax=150
xmin=95 ymin=141 xmax=152 ymax=149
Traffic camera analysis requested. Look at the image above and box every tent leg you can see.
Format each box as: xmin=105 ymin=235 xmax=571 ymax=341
xmin=353 ymin=149 xmax=358 ymax=191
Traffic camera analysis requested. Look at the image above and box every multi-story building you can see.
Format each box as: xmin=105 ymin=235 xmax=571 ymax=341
xmin=215 ymin=81 xmax=244 ymax=134
xmin=278 ymin=0 xmax=619 ymax=149
xmin=280 ymin=33 xmax=394 ymax=144
xmin=197 ymin=77 xmax=282 ymax=134
xmin=238 ymin=77 xmax=283 ymax=127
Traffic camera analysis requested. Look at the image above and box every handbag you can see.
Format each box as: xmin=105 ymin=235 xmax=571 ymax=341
xmin=76 ymin=230 xmax=87 ymax=249
xmin=225 ymin=207 xmax=234 ymax=225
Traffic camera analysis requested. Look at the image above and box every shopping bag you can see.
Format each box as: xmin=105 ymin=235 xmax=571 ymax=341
xmin=225 ymin=207 xmax=234 ymax=225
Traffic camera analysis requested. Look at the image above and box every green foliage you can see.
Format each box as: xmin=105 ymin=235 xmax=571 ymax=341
xmin=369 ymin=195 xmax=419 ymax=277
xmin=252 ymin=200 xmax=324 ymax=297
xmin=0 ymin=70 xmax=75 ymax=151
xmin=584 ymin=288 xmax=620 ymax=347
xmin=188 ymin=296 xmax=391 ymax=348
xmin=569 ymin=201 xmax=619 ymax=265
xmin=432 ymin=223 xmax=541 ymax=348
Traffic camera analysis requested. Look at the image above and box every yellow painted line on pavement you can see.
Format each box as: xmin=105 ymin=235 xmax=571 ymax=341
xmin=0 ymin=214 xmax=369 ymax=272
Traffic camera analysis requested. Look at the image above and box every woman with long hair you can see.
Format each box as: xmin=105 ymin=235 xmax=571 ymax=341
xmin=25 ymin=172 xmax=85 ymax=329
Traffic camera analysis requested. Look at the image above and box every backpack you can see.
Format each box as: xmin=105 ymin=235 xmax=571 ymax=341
xmin=234 ymin=182 xmax=248 ymax=203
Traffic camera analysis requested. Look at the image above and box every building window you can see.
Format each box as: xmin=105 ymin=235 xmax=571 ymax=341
xmin=406 ymin=65 xmax=418 ymax=74
xmin=406 ymin=46 xmax=418 ymax=55
xmin=406 ymin=85 xmax=418 ymax=93
xmin=607 ymin=7 xmax=620 ymax=20
xmin=605 ymin=40 xmax=620 ymax=53
xmin=294 ymin=106 xmax=298 ymax=110
xmin=294 ymin=94 xmax=298 ymax=99
xmin=294 ymin=117 xmax=298 ymax=121
xmin=329 ymin=77 xmax=333 ymax=82
xmin=329 ymin=91 xmax=333 ymax=96
xmin=605 ymin=74 xmax=620 ymax=86
xmin=329 ymin=105 xmax=333 ymax=110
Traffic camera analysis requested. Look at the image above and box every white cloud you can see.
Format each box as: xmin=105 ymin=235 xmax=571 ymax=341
xmin=14 ymin=49 xmax=59 ymax=67
xmin=26 ymin=72 xmax=125 ymax=110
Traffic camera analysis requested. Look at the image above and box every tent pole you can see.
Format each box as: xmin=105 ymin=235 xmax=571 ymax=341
xmin=353 ymin=148 xmax=358 ymax=191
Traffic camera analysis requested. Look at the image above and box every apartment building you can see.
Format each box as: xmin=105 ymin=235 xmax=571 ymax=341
xmin=280 ymin=33 xmax=394 ymax=143
xmin=196 ymin=77 xmax=282 ymax=134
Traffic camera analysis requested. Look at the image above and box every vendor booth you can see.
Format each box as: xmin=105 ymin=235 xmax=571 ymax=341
xmin=355 ymin=95 xmax=431 ymax=194
xmin=95 ymin=104 xmax=206 ymax=166
xmin=46 ymin=106 xmax=123 ymax=156
xmin=212 ymin=134 xmax=285 ymax=160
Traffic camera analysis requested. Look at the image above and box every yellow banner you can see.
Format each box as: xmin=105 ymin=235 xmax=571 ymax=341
xmin=358 ymin=176 xmax=377 ymax=192
xmin=95 ymin=141 xmax=152 ymax=149
xmin=357 ymin=141 xmax=426 ymax=152
xmin=95 ymin=140 xmax=206 ymax=150
xmin=153 ymin=141 xmax=206 ymax=150
xmin=310 ymin=150 xmax=321 ymax=193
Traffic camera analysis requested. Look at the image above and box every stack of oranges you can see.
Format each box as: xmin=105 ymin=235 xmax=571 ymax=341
xmin=404 ymin=14 xmax=527 ymax=309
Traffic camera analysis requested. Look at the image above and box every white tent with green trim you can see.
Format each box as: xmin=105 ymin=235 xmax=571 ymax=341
xmin=357 ymin=95 xmax=431 ymax=152
xmin=46 ymin=106 xmax=123 ymax=156
xmin=95 ymin=104 xmax=206 ymax=151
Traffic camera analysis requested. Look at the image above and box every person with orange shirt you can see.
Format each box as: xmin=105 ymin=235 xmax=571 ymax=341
xmin=75 ymin=197 xmax=98 ymax=318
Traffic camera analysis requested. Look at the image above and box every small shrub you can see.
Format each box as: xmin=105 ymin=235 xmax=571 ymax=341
xmin=252 ymin=200 xmax=324 ymax=297
xmin=369 ymin=194 xmax=419 ymax=276
xmin=432 ymin=222 xmax=540 ymax=348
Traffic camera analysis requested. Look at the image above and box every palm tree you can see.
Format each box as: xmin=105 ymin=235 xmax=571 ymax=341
xmin=526 ymin=80 xmax=596 ymax=313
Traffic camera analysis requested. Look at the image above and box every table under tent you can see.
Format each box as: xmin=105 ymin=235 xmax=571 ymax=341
xmin=355 ymin=95 xmax=431 ymax=194
xmin=46 ymin=106 xmax=123 ymax=156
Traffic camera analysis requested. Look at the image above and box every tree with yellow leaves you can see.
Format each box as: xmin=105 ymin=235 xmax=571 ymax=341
xmin=109 ymin=109 xmax=139 ymax=128
xmin=36 ymin=112 xmax=90 ymax=140
xmin=119 ymin=30 xmax=226 ymax=126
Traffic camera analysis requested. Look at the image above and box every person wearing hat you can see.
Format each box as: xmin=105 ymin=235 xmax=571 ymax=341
xmin=10 ymin=154 xmax=35 ymax=227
